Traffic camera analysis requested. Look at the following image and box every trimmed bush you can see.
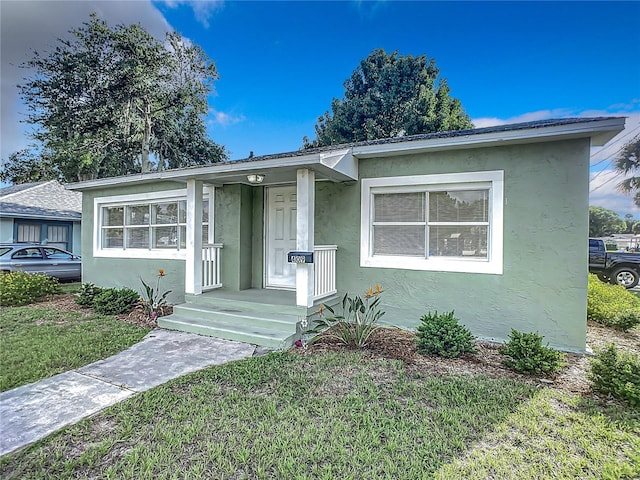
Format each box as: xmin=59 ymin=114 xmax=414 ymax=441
xmin=0 ymin=271 xmax=60 ymax=306
xmin=416 ymin=310 xmax=476 ymax=358
xmin=499 ymin=329 xmax=566 ymax=375
xmin=75 ymin=283 xmax=105 ymax=307
xmin=588 ymin=344 xmax=640 ymax=408
xmin=92 ymin=287 xmax=140 ymax=315
xmin=588 ymin=274 xmax=640 ymax=330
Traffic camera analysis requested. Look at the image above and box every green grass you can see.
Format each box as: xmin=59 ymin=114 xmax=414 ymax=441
xmin=0 ymin=305 xmax=150 ymax=392
xmin=58 ymin=282 xmax=82 ymax=294
xmin=1 ymin=351 xmax=637 ymax=479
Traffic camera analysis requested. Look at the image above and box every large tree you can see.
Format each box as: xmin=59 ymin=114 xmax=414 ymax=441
xmin=589 ymin=206 xmax=625 ymax=237
xmin=5 ymin=14 xmax=226 ymax=183
xmin=616 ymin=135 xmax=640 ymax=207
xmin=303 ymin=49 xmax=473 ymax=148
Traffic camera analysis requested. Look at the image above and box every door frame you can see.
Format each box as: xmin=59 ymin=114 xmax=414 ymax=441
xmin=263 ymin=184 xmax=297 ymax=290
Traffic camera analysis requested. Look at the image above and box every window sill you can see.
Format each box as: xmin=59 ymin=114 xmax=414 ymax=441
xmin=93 ymin=249 xmax=187 ymax=260
xmin=360 ymin=255 xmax=502 ymax=275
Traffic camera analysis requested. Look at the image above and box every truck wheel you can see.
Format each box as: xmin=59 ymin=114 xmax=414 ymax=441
xmin=610 ymin=267 xmax=639 ymax=289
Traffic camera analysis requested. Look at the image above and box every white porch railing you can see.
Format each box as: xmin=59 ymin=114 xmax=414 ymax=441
xmin=202 ymin=243 xmax=223 ymax=291
xmin=313 ymin=245 xmax=337 ymax=300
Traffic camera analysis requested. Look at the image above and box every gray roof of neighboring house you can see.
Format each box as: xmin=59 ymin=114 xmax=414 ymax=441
xmin=0 ymin=181 xmax=82 ymax=221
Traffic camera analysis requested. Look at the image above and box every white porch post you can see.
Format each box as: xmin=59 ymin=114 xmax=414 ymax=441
xmin=185 ymin=179 xmax=203 ymax=295
xmin=296 ymin=168 xmax=315 ymax=307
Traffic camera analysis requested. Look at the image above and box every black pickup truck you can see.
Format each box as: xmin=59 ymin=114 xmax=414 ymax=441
xmin=589 ymin=238 xmax=640 ymax=288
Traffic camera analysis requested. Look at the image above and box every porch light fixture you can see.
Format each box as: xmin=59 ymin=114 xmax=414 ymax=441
xmin=247 ymin=174 xmax=265 ymax=184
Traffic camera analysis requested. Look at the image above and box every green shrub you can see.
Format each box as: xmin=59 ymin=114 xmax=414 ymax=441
xmin=0 ymin=271 xmax=60 ymax=306
xmin=415 ymin=310 xmax=476 ymax=358
xmin=499 ymin=329 xmax=566 ymax=375
xmin=92 ymin=287 xmax=140 ymax=315
xmin=588 ymin=344 xmax=640 ymax=408
xmin=75 ymin=283 xmax=105 ymax=307
xmin=307 ymin=285 xmax=385 ymax=348
xmin=588 ymin=274 xmax=640 ymax=330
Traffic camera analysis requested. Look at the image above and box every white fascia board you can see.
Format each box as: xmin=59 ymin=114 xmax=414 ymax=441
xmin=351 ymin=117 xmax=626 ymax=158
xmin=66 ymin=152 xmax=348 ymax=191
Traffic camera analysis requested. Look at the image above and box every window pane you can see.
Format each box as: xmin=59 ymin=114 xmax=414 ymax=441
xmin=17 ymin=224 xmax=40 ymax=242
xmin=373 ymin=225 xmax=425 ymax=256
xmin=103 ymin=229 xmax=123 ymax=248
xmin=126 ymin=205 xmax=149 ymax=226
xmin=429 ymin=190 xmax=488 ymax=222
xmin=44 ymin=248 xmax=72 ymax=259
xmin=103 ymin=207 xmax=124 ymax=226
xmin=202 ymin=200 xmax=209 ymax=223
xmin=428 ymin=226 xmax=488 ymax=258
xmin=152 ymin=202 xmax=179 ymax=225
xmin=47 ymin=225 xmax=68 ymax=243
xmin=180 ymin=226 xmax=186 ymax=249
xmin=13 ymin=248 xmax=43 ymax=259
xmin=152 ymin=226 xmax=178 ymax=248
xmin=374 ymin=193 xmax=424 ymax=222
xmin=202 ymin=225 xmax=209 ymax=244
xmin=126 ymin=227 xmax=149 ymax=248
xmin=179 ymin=200 xmax=186 ymax=223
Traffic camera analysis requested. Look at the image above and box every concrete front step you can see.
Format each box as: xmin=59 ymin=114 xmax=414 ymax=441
xmin=172 ymin=303 xmax=301 ymax=331
xmin=184 ymin=292 xmax=307 ymax=316
xmin=158 ymin=315 xmax=297 ymax=349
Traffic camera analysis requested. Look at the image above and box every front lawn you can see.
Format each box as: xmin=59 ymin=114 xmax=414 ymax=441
xmin=0 ymin=301 xmax=150 ymax=392
xmin=1 ymin=349 xmax=638 ymax=479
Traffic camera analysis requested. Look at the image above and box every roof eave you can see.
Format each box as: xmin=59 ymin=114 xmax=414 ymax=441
xmin=352 ymin=117 xmax=626 ymax=158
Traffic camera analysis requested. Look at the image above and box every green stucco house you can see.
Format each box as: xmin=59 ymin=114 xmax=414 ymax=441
xmin=68 ymin=117 xmax=625 ymax=352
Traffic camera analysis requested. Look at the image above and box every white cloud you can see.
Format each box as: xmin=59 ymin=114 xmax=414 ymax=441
xmin=159 ymin=0 xmax=224 ymax=28
xmin=209 ymin=109 xmax=245 ymax=127
xmin=473 ymin=105 xmax=640 ymax=218
xmin=590 ymin=169 xmax=640 ymax=216
xmin=0 ymin=1 xmax=171 ymax=162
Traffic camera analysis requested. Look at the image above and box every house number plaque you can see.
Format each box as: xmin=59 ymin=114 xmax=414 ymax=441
xmin=287 ymin=251 xmax=314 ymax=264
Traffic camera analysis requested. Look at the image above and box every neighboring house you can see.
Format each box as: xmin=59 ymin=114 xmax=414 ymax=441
xmin=0 ymin=181 xmax=82 ymax=254
xmin=68 ymin=117 xmax=625 ymax=352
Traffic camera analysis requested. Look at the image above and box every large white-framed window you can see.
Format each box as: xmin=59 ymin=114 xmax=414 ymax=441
xmin=94 ymin=188 xmax=214 ymax=259
xmin=360 ymin=171 xmax=503 ymax=274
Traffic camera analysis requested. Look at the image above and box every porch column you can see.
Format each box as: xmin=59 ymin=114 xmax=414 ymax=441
xmin=185 ymin=179 xmax=203 ymax=295
xmin=296 ymin=168 xmax=315 ymax=307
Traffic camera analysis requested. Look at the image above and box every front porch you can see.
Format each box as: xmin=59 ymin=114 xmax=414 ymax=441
xmin=158 ymin=287 xmax=338 ymax=348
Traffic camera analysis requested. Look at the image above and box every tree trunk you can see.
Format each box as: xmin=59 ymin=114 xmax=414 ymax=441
xmin=141 ymin=100 xmax=152 ymax=172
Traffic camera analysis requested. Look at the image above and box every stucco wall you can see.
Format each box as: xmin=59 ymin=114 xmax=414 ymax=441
xmin=315 ymin=138 xmax=590 ymax=351
xmin=80 ymin=181 xmax=188 ymax=304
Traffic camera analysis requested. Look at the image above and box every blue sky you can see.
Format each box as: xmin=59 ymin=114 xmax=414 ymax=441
xmin=1 ymin=1 xmax=639 ymax=215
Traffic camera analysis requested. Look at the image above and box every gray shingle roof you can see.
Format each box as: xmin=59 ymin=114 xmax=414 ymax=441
xmin=0 ymin=181 xmax=82 ymax=220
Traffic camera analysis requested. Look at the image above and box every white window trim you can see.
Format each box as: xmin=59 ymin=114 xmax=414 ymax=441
xmin=93 ymin=188 xmax=211 ymax=260
xmin=360 ymin=171 xmax=503 ymax=274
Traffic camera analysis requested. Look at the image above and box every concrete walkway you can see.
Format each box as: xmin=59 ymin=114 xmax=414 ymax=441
xmin=0 ymin=329 xmax=257 ymax=457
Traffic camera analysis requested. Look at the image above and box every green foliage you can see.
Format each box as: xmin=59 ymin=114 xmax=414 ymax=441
xmin=415 ymin=310 xmax=476 ymax=358
xmin=74 ymin=283 xmax=105 ymax=307
xmin=0 ymin=149 xmax=60 ymax=184
xmin=615 ymin=135 xmax=640 ymax=208
xmin=92 ymin=287 xmax=140 ymax=315
xmin=589 ymin=206 xmax=625 ymax=237
xmin=605 ymin=242 xmax=618 ymax=251
xmin=8 ymin=14 xmax=227 ymax=183
xmin=588 ymin=344 xmax=640 ymax=408
xmin=303 ymin=49 xmax=472 ymax=148
xmin=0 ymin=271 xmax=60 ymax=306
xmin=587 ymin=274 xmax=640 ymax=330
xmin=140 ymin=269 xmax=172 ymax=320
xmin=307 ymin=285 xmax=385 ymax=348
xmin=499 ymin=330 xmax=566 ymax=375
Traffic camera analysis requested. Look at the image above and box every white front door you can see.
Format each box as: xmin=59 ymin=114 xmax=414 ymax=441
xmin=265 ymin=185 xmax=297 ymax=289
